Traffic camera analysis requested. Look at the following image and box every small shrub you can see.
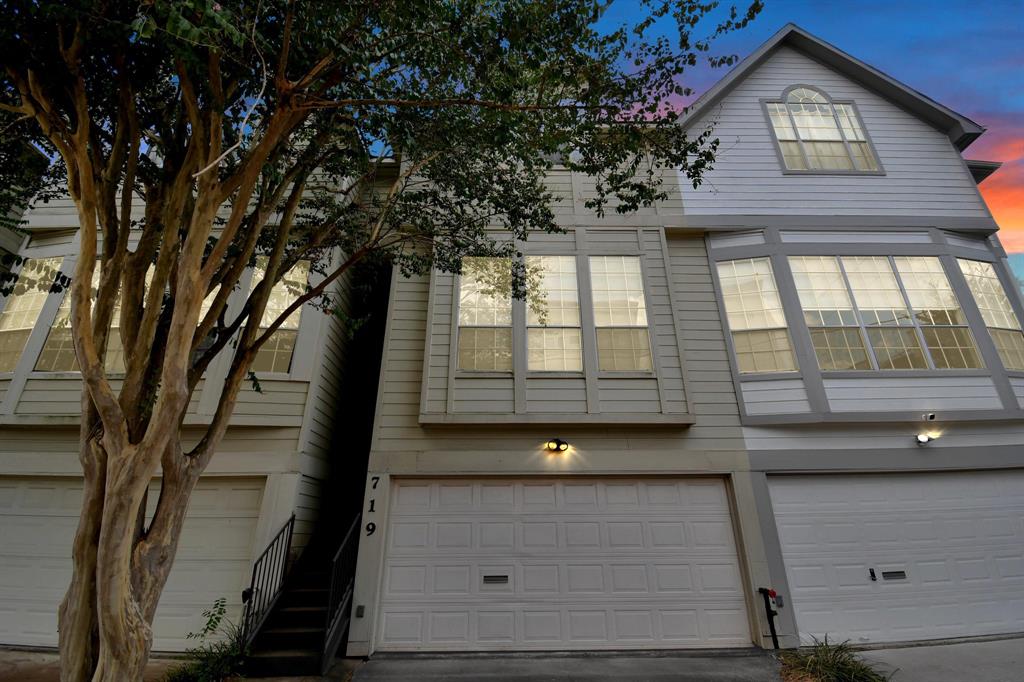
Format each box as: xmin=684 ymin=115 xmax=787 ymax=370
xmin=779 ymin=636 xmax=892 ymax=682
xmin=164 ymin=598 xmax=247 ymax=682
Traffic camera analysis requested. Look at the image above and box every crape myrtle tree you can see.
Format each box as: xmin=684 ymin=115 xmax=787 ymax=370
xmin=0 ymin=0 xmax=761 ymax=679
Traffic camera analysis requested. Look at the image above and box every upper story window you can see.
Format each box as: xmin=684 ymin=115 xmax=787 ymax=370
xmin=0 ymin=257 xmax=61 ymax=372
xmin=958 ymin=258 xmax=1024 ymax=370
xmin=786 ymin=255 xmax=981 ymax=371
xmin=527 ymin=255 xmax=582 ymax=371
xmin=36 ymin=265 xmax=136 ymax=373
xmin=455 ymin=254 xmax=654 ymax=374
xmin=765 ymin=86 xmax=880 ymax=173
xmin=716 ymin=257 xmax=796 ymax=374
xmin=250 ymin=258 xmax=310 ymax=374
xmin=457 ymin=257 xmax=513 ymax=371
xmin=589 ymin=256 xmax=652 ymax=371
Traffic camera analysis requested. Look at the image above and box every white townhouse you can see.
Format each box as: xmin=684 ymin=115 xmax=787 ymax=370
xmin=346 ymin=24 xmax=1024 ymax=656
xmin=0 ymin=210 xmax=357 ymax=651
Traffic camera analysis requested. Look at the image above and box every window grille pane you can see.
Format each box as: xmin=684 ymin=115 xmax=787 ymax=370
xmin=801 ymin=141 xmax=854 ymax=170
xmin=250 ymin=329 xmax=298 ymax=373
xmin=732 ymin=329 xmax=796 ymax=374
xmin=595 ymin=328 xmax=652 ymax=371
xmin=921 ymin=327 xmax=983 ymax=369
xmin=894 ymin=257 xmax=967 ymax=326
xmin=767 ymin=102 xmax=797 ymax=140
xmin=789 ymin=102 xmax=843 ymax=141
xmin=527 ymin=256 xmax=580 ymax=327
xmin=958 ymin=259 xmax=1021 ymax=330
xmin=849 ymin=142 xmax=878 ymax=171
xmin=459 ymin=257 xmax=513 ymax=326
xmin=834 ymin=104 xmax=866 ymax=141
xmin=809 ymin=327 xmax=872 ymax=371
xmin=528 ymin=328 xmax=583 ymax=371
xmin=589 ymin=256 xmax=648 ymax=327
xmin=526 ymin=256 xmax=582 ymax=371
xmin=789 ymin=256 xmax=857 ymax=326
xmin=779 ymin=141 xmax=807 ymax=170
xmin=36 ymin=264 xmax=132 ymax=373
xmin=0 ymin=257 xmax=61 ymax=372
xmin=866 ymin=327 xmax=929 ymax=370
xmin=989 ymin=328 xmax=1024 ymax=371
xmin=716 ymin=258 xmax=788 ymax=331
xmin=843 ymin=256 xmax=913 ymax=326
xmin=458 ymin=327 xmax=513 ymax=371
xmin=251 ymin=259 xmax=309 ymax=373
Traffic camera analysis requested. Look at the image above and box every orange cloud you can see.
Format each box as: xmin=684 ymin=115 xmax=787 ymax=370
xmin=968 ymin=121 xmax=1024 ymax=252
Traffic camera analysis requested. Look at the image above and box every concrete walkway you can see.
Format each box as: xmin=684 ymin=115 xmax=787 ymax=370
xmin=862 ymin=636 xmax=1024 ymax=682
xmin=352 ymin=651 xmax=780 ymax=682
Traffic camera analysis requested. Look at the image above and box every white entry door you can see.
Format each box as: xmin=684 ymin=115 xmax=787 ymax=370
xmin=0 ymin=476 xmax=264 ymax=650
xmin=376 ymin=478 xmax=751 ymax=651
xmin=770 ymin=471 xmax=1024 ymax=644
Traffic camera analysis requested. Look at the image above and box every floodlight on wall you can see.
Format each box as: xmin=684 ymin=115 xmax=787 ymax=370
xmin=915 ymin=433 xmax=934 ymax=446
xmin=545 ymin=438 xmax=569 ymax=453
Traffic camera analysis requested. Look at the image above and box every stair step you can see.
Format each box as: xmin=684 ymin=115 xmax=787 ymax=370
xmin=274 ymin=605 xmax=328 ymax=628
xmin=245 ymin=648 xmax=321 ymax=677
xmin=255 ymin=625 xmax=326 ymax=649
xmin=282 ymin=586 xmax=329 ymax=606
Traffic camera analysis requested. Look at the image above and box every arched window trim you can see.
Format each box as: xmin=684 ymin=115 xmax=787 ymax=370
xmin=762 ymin=84 xmax=885 ymax=176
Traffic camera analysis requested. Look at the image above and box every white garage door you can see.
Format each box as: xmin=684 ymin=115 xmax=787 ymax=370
xmin=377 ymin=478 xmax=751 ymax=651
xmin=0 ymin=476 xmax=264 ymax=650
xmin=770 ymin=471 xmax=1024 ymax=644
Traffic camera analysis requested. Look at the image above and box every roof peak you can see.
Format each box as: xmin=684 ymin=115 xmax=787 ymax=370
xmin=683 ymin=23 xmax=984 ymax=151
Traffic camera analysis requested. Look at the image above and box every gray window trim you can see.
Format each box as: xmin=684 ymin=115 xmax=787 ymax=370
xmin=761 ymin=84 xmax=886 ymax=177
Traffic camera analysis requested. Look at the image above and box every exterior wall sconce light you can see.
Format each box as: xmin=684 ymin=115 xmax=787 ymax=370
xmin=545 ymin=438 xmax=569 ymax=453
xmin=916 ymin=433 xmax=934 ymax=445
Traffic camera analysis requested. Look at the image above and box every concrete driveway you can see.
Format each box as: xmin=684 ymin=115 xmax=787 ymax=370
xmin=352 ymin=650 xmax=780 ymax=681
xmin=862 ymin=636 xmax=1024 ymax=682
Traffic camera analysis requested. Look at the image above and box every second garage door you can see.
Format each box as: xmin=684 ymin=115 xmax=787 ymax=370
xmin=376 ymin=478 xmax=751 ymax=651
xmin=0 ymin=476 xmax=264 ymax=651
xmin=770 ymin=471 xmax=1024 ymax=644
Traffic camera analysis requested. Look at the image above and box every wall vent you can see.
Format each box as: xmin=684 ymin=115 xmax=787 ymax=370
xmin=882 ymin=570 xmax=907 ymax=581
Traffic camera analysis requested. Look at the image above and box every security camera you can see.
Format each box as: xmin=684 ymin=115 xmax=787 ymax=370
xmin=923 ymin=413 xmax=936 ymax=421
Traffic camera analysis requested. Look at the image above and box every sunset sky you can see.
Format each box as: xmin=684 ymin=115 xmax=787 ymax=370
xmin=607 ymin=0 xmax=1023 ymax=251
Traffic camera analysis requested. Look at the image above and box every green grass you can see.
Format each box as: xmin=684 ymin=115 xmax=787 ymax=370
xmin=779 ymin=636 xmax=893 ymax=682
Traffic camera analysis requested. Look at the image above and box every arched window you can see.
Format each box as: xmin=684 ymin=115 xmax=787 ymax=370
xmin=765 ymin=86 xmax=880 ymax=173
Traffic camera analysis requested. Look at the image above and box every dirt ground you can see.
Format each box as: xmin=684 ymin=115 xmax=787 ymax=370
xmin=0 ymin=648 xmax=177 ymax=682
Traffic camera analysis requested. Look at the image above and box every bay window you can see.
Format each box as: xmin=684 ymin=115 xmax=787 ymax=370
xmin=716 ymin=257 xmax=796 ymax=374
xmin=589 ymin=256 xmax=652 ymax=371
xmin=456 ymin=257 xmax=513 ymax=371
xmin=789 ymin=256 xmax=871 ymax=370
xmin=250 ymin=258 xmax=310 ymax=374
xmin=958 ymin=258 xmax=1024 ymax=370
xmin=526 ymin=255 xmax=582 ymax=371
xmin=0 ymin=257 xmax=61 ymax=372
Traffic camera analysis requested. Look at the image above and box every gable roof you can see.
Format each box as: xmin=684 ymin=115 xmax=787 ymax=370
xmin=682 ymin=23 xmax=985 ymax=151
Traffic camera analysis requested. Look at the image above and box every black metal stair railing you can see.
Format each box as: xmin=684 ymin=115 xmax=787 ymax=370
xmin=241 ymin=514 xmax=296 ymax=648
xmin=321 ymin=514 xmax=361 ymax=673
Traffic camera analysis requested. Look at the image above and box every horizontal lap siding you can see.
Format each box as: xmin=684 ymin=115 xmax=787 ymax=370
xmin=1012 ymin=378 xmax=1024 ymax=410
xmin=371 ymin=233 xmax=746 ymax=459
xmin=526 ymin=378 xmax=586 ymax=413
xmin=822 ymin=377 xmax=1001 ymax=412
xmin=682 ymin=46 xmax=989 ymax=218
xmin=741 ymin=380 xmax=812 ymax=415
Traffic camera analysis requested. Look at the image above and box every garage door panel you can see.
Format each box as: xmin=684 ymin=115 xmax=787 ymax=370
xmin=0 ymin=476 xmax=263 ymax=650
xmin=378 ymin=479 xmax=750 ymax=651
xmin=771 ymin=471 xmax=1024 ymax=644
